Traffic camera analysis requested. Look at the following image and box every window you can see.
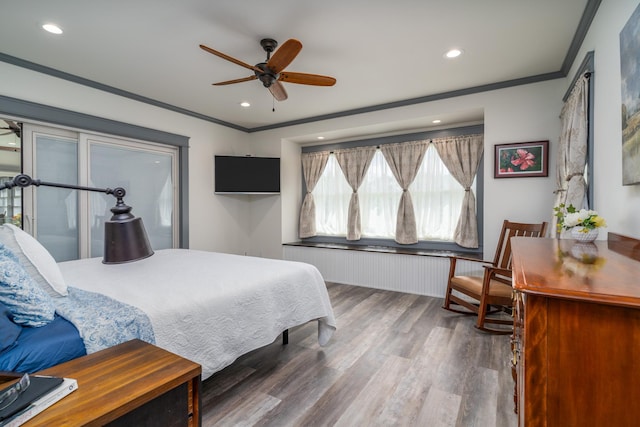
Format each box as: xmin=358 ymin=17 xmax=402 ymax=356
xmin=302 ymin=127 xmax=484 ymax=251
xmin=359 ymin=151 xmax=403 ymax=239
xmin=411 ymin=146 xmax=469 ymax=240
xmin=0 ymin=97 xmax=190 ymax=250
xmin=22 ymin=124 xmax=179 ymax=261
xmin=314 ymin=155 xmax=350 ymax=236
xmin=313 ymin=147 xmax=472 ymax=241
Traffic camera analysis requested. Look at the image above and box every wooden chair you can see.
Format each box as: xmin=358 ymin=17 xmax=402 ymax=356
xmin=442 ymin=220 xmax=548 ymax=334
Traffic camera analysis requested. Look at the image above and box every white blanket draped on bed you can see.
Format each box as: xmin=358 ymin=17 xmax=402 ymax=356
xmin=58 ymin=249 xmax=336 ymax=379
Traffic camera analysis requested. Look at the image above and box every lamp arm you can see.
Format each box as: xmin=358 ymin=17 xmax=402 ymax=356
xmin=0 ymin=173 xmax=126 ymax=200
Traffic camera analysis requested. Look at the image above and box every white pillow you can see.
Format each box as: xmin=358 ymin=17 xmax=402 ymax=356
xmin=0 ymin=224 xmax=68 ymax=297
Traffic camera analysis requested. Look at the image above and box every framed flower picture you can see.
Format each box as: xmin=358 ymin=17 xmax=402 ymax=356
xmin=494 ymin=140 xmax=549 ymax=178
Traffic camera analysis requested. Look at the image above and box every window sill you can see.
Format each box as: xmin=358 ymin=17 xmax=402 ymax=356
xmin=283 ymin=241 xmax=484 ymax=261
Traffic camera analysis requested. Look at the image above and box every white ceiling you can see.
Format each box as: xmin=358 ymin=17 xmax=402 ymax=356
xmin=0 ymin=0 xmax=589 ymax=132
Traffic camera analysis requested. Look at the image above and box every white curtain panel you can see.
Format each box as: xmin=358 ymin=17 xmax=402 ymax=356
xmin=359 ymin=151 xmax=402 ymax=239
xmin=433 ymin=135 xmax=484 ymax=248
xmin=299 ymin=151 xmax=330 ymax=238
xmin=380 ymin=140 xmax=429 ymax=244
xmin=313 ymin=155 xmax=350 ymax=236
xmin=335 ymin=146 xmax=377 ymax=240
xmin=411 ymin=146 xmax=467 ymax=241
xmin=553 ymin=75 xmax=589 ymax=237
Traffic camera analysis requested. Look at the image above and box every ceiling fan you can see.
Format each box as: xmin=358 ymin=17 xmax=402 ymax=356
xmin=199 ymin=38 xmax=336 ymax=101
xmin=0 ymin=120 xmax=20 ymax=137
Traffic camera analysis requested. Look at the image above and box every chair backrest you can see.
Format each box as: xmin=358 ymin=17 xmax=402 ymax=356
xmin=492 ymin=220 xmax=548 ymax=270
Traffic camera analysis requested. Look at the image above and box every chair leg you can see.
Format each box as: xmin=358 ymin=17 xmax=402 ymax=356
xmin=476 ymin=302 xmax=489 ymax=330
xmin=443 ymin=286 xmax=452 ymax=309
xmin=443 ymin=258 xmax=457 ymax=310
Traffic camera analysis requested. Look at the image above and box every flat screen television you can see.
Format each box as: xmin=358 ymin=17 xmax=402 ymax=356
xmin=214 ymin=155 xmax=281 ymax=194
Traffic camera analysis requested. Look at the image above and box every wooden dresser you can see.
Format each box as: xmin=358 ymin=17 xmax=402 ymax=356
xmin=511 ymin=233 xmax=640 ymax=427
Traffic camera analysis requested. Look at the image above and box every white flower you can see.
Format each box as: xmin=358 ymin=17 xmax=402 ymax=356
xmin=563 ymin=212 xmax=583 ymax=227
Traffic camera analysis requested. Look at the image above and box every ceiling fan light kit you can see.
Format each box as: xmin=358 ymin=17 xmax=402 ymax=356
xmin=199 ymin=38 xmax=336 ymax=102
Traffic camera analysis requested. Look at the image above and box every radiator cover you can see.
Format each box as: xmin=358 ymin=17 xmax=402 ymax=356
xmin=283 ymin=246 xmax=481 ymax=298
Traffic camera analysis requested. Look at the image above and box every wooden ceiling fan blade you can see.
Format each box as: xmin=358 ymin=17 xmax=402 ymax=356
xmin=267 ymin=39 xmax=302 ymax=74
xmin=200 ymin=44 xmax=262 ymax=73
xmin=213 ymin=76 xmax=257 ymax=86
xmin=268 ymin=81 xmax=288 ymax=101
xmin=279 ymin=72 xmax=336 ymax=86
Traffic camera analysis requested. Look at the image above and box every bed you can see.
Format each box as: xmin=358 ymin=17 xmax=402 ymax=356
xmin=0 ymin=224 xmax=336 ymax=380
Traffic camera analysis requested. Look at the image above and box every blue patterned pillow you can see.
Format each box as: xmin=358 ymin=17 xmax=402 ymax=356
xmin=0 ymin=244 xmax=56 ymax=327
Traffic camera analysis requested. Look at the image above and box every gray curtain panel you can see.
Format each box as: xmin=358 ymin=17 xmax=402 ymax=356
xmin=553 ymin=75 xmax=589 ymax=237
xmin=299 ymin=151 xmax=330 ymax=238
xmin=433 ymin=135 xmax=484 ymax=248
xmin=335 ymin=146 xmax=376 ymax=240
xmin=380 ymin=140 xmax=429 ymax=244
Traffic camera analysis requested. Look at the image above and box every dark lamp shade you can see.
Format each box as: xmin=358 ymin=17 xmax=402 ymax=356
xmin=103 ymin=216 xmax=154 ymax=264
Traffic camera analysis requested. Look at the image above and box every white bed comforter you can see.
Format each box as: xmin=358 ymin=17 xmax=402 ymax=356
xmin=58 ymin=249 xmax=336 ymax=379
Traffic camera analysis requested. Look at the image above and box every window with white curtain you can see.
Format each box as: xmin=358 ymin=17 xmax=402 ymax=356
xmin=412 ymin=146 xmax=470 ymax=241
xmin=359 ymin=151 xmax=402 ymax=238
xmin=305 ymin=128 xmax=482 ymax=250
xmin=308 ymin=134 xmax=479 ymax=246
xmin=314 ymin=155 xmax=350 ymax=236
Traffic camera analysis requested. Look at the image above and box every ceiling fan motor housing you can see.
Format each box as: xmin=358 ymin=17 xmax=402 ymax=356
xmin=255 ymin=63 xmax=278 ymax=87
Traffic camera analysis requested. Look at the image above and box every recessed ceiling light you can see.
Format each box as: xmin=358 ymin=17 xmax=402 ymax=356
xmin=432 ymin=119 xmax=442 ymax=124
xmin=444 ymin=49 xmax=463 ymax=59
xmin=317 ymin=136 xmax=325 ymax=140
xmin=42 ymin=23 xmax=63 ymax=35
xmin=240 ymin=101 xmax=250 ymax=108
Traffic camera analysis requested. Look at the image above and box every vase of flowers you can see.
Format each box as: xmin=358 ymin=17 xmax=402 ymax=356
xmin=553 ymin=203 xmax=606 ymax=242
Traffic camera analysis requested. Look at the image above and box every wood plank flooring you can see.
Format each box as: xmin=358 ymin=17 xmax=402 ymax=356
xmin=201 ymin=282 xmax=517 ymax=427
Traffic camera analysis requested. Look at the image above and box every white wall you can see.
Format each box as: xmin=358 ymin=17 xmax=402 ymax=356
xmin=567 ymin=0 xmax=640 ymax=238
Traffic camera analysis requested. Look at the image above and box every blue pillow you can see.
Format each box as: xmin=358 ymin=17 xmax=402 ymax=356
xmin=0 ymin=301 xmax=20 ymax=351
xmin=0 ymin=244 xmax=56 ymax=327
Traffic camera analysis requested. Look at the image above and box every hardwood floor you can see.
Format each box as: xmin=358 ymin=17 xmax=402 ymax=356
xmin=201 ymin=282 xmax=517 ymax=427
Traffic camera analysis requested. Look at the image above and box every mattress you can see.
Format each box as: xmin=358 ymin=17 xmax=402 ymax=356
xmin=58 ymin=249 xmax=336 ymax=379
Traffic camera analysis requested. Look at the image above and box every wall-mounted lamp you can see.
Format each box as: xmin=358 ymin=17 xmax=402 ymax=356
xmin=0 ymin=174 xmax=154 ymax=264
